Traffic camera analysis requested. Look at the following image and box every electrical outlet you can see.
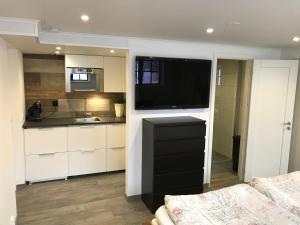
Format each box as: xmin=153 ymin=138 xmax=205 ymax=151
xmin=52 ymin=100 xmax=58 ymax=107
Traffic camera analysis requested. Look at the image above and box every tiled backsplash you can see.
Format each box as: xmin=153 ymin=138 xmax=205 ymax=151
xmin=24 ymin=54 xmax=124 ymax=118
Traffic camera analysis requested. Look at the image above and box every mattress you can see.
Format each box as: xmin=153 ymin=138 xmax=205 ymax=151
xmin=164 ymin=184 xmax=300 ymax=225
xmin=251 ymin=171 xmax=300 ymax=217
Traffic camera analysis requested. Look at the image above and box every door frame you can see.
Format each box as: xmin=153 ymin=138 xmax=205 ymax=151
xmin=207 ymin=53 xmax=254 ymax=185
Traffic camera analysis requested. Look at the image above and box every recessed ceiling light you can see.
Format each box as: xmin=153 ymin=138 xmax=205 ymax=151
xmin=206 ymin=28 xmax=214 ymax=34
xmin=293 ymin=36 xmax=300 ymax=42
xmin=56 ymin=46 xmax=61 ymax=50
xmin=110 ymin=50 xmax=115 ymax=53
xmin=55 ymin=51 xmax=60 ymax=54
xmin=81 ymin=14 xmax=89 ymax=21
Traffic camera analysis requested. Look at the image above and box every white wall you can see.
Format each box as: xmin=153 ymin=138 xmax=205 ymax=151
xmin=281 ymin=47 xmax=300 ymax=172
xmin=8 ymin=49 xmax=25 ymax=185
xmin=126 ymin=38 xmax=280 ymax=196
xmin=0 ymin=37 xmax=23 ymax=225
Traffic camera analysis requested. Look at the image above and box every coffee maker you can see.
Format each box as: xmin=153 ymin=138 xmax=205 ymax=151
xmin=26 ymin=101 xmax=42 ymax=121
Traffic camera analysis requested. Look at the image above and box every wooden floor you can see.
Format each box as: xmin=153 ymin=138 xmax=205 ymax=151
xmin=16 ymin=172 xmax=153 ymax=225
xmin=17 ymin=155 xmax=243 ymax=225
xmin=210 ymin=152 xmax=242 ymax=190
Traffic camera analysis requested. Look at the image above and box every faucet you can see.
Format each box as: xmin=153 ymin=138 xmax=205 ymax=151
xmin=83 ymin=99 xmax=92 ymax=117
xmin=83 ymin=112 xmax=92 ymax=118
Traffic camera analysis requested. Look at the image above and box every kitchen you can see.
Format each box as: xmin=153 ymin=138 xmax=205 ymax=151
xmin=22 ymin=52 xmax=126 ymax=184
xmin=0 ymin=37 xmax=148 ymax=224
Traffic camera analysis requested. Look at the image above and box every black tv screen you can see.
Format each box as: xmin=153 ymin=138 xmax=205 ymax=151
xmin=135 ymin=56 xmax=212 ymax=110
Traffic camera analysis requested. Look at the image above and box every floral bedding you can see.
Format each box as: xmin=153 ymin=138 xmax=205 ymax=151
xmin=251 ymin=171 xmax=300 ymax=218
xmin=164 ymin=184 xmax=300 ymax=225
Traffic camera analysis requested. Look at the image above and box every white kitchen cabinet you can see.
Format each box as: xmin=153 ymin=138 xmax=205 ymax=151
xmin=24 ymin=122 xmax=126 ymax=182
xmin=68 ymin=125 xmax=106 ymax=152
xmin=26 ymin=152 xmax=68 ymax=182
xmin=107 ymin=147 xmax=125 ymax=171
xmin=65 ymin=54 xmax=104 ymax=68
xmin=104 ymin=56 xmax=126 ymax=92
xmin=107 ymin=124 xmax=125 ymax=171
xmin=68 ymin=149 xmax=106 ymax=176
xmin=24 ymin=127 xmax=68 ymax=155
xmin=107 ymin=124 xmax=125 ymax=148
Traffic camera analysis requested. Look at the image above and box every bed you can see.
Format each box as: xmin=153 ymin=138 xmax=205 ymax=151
xmin=251 ymin=171 xmax=300 ymax=217
xmin=151 ymin=184 xmax=300 ymax=225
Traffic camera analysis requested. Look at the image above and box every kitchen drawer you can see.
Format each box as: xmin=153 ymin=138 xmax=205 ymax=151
xmin=68 ymin=149 xmax=106 ymax=176
xmin=26 ymin=152 xmax=68 ymax=182
xmin=68 ymin=125 xmax=106 ymax=152
xmin=154 ymin=170 xmax=203 ymax=192
xmin=155 ymin=125 xmax=205 ymax=141
xmin=155 ymin=138 xmax=205 ymax=156
xmin=107 ymin=124 xmax=125 ymax=148
xmin=155 ymin=153 xmax=204 ymax=174
xmin=24 ymin=127 xmax=68 ymax=155
xmin=107 ymin=147 xmax=125 ymax=171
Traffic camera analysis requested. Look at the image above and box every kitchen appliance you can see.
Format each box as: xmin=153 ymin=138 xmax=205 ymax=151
xmin=65 ymin=67 xmax=104 ymax=92
xmin=26 ymin=101 xmax=42 ymax=121
xmin=135 ymin=56 xmax=212 ymax=110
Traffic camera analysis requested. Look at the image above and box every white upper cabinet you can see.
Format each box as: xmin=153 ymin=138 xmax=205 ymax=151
xmin=104 ymin=56 xmax=126 ymax=92
xmin=65 ymin=54 xmax=104 ymax=68
xmin=68 ymin=125 xmax=106 ymax=152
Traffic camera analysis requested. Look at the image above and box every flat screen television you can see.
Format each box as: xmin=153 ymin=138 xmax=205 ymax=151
xmin=135 ymin=56 xmax=212 ymax=110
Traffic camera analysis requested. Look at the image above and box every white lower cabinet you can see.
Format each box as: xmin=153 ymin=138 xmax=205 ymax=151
xmin=24 ymin=127 xmax=67 ymax=155
xmin=26 ymin=152 xmax=68 ymax=182
xmin=68 ymin=149 xmax=106 ymax=176
xmin=107 ymin=147 xmax=125 ymax=171
xmin=68 ymin=125 xmax=106 ymax=152
xmin=24 ymin=123 xmax=126 ymax=182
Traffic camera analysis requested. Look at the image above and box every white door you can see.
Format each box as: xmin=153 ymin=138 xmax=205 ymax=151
xmin=244 ymin=60 xmax=298 ymax=182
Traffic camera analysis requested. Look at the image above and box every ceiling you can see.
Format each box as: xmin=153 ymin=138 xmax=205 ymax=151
xmin=2 ymin=35 xmax=128 ymax=56
xmin=0 ymin=0 xmax=300 ymax=48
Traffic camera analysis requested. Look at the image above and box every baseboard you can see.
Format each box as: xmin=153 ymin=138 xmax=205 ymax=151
xmin=125 ymin=193 xmax=141 ymax=201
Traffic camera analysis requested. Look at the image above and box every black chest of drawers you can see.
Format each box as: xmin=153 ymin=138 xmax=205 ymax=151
xmin=141 ymin=116 xmax=206 ymax=213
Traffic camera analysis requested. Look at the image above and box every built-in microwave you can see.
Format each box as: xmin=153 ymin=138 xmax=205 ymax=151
xmin=65 ymin=67 xmax=104 ymax=92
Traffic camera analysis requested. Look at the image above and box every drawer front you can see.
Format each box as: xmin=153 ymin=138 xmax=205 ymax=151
xmin=107 ymin=147 xmax=125 ymax=171
xmin=155 ymin=125 xmax=205 ymax=141
xmin=26 ymin=152 xmax=68 ymax=182
xmin=155 ymin=138 xmax=205 ymax=156
xmin=24 ymin=127 xmax=68 ymax=155
xmin=155 ymin=153 xmax=204 ymax=174
xmin=107 ymin=124 xmax=125 ymax=148
xmin=68 ymin=125 xmax=106 ymax=152
xmin=154 ymin=171 xmax=203 ymax=192
xmin=68 ymin=149 xmax=106 ymax=176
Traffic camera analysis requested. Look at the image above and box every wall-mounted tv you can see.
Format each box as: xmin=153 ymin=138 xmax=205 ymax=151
xmin=135 ymin=56 xmax=212 ymax=110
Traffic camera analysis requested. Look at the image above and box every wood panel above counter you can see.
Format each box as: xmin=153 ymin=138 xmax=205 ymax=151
xmin=23 ymin=54 xmax=126 ymax=117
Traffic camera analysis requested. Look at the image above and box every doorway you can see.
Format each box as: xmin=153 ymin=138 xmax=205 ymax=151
xmin=210 ymin=59 xmax=253 ymax=190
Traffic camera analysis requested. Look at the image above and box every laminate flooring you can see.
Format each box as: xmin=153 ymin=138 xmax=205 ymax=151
xmin=16 ymin=172 xmax=153 ymax=225
xmin=210 ymin=152 xmax=242 ymax=190
xmin=17 ymin=156 xmax=243 ymax=225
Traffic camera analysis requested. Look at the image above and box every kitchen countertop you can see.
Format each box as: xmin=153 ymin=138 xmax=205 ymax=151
xmin=23 ymin=116 xmax=126 ymax=129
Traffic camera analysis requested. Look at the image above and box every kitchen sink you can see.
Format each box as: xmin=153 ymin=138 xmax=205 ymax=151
xmin=73 ymin=117 xmax=101 ymax=123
